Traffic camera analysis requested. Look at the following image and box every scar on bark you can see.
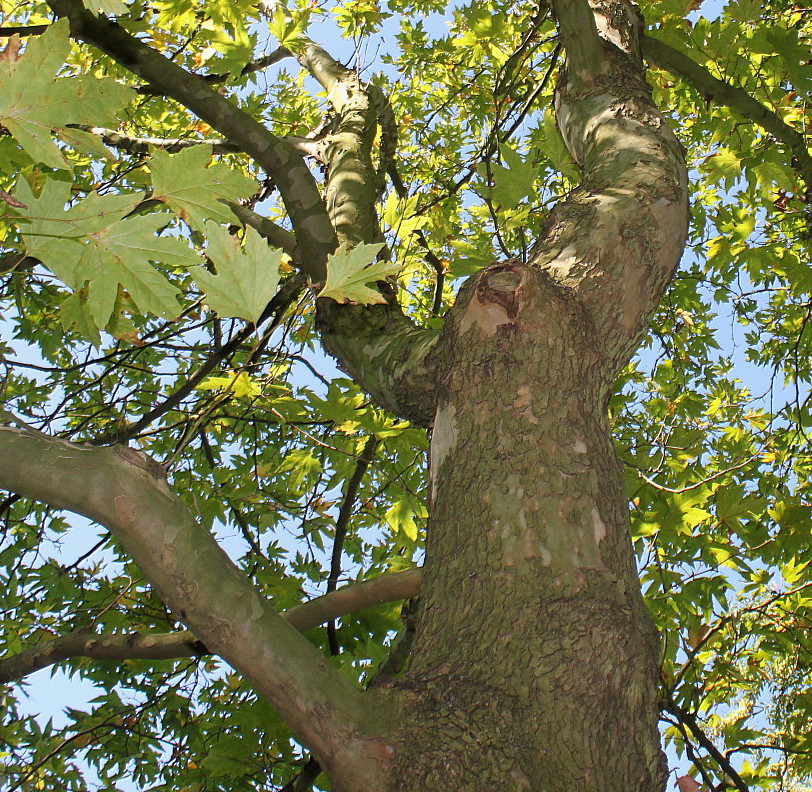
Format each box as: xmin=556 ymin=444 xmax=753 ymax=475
xmin=115 ymin=445 xmax=168 ymax=479
xmin=477 ymin=260 xmax=527 ymax=321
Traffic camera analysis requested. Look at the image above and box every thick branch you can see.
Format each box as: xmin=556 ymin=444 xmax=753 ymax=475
xmin=533 ymin=0 xmax=689 ymax=375
xmin=288 ymin=41 xmax=442 ymax=424
xmin=0 ymin=424 xmax=388 ymax=782
xmin=642 ymin=34 xmax=812 ymax=196
xmin=0 ymin=569 xmax=422 ymax=684
xmin=223 ymin=202 xmax=298 ymax=256
xmin=46 ymin=0 xmax=335 ymax=281
xmin=549 ymin=0 xmax=603 ymax=79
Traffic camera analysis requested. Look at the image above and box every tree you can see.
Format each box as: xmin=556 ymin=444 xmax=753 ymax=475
xmin=0 ymin=0 xmax=810 ymax=788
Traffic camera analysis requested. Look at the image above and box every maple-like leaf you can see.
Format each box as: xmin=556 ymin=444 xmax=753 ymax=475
xmin=317 ymin=242 xmax=399 ymax=304
xmin=196 ymin=371 xmax=262 ymax=400
xmin=60 ymin=289 xmax=102 ymax=347
xmin=0 ymin=19 xmax=133 ymax=168
xmin=191 ymin=222 xmax=282 ymax=323
xmin=16 ymin=178 xmax=196 ymax=331
xmin=483 ymin=144 xmax=537 ymax=209
xmin=150 ymin=146 xmax=257 ymax=231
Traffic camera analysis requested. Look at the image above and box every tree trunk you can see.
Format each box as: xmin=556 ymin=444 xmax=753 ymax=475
xmin=0 ymin=1 xmax=689 ymax=789
xmin=376 ymin=264 xmax=666 ymax=790
xmin=363 ymin=0 xmax=689 ymax=786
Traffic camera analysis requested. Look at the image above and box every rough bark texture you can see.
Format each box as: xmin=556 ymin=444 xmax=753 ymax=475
xmin=382 ymin=265 xmax=667 ymax=790
xmin=368 ymin=0 xmax=689 ymax=789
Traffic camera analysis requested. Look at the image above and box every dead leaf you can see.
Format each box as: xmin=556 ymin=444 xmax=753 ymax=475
xmin=0 ymin=189 xmax=27 ymax=208
xmin=677 ymin=775 xmax=704 ymax=792
xmin=0 ymin=35 xmax=22 ymax=65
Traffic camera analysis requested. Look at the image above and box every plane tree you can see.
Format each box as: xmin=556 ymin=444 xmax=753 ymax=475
xmin=0 ymin=0 xmax=811 ymax=789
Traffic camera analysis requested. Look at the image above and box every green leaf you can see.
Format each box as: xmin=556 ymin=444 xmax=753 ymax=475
xmin=277 ymin=448 xmax=322 ymax=495
xmin=55 ymin=127 xmax=117 ymax=161
xmin=82 ymin=0 xmax=130 ymax=14
xmin=196 ymin=371 xmax=262 ymax=399
xmin=191 ymin=223 xmax=282 ymax=322
xmin=384 ymin=498 xmax=426 ymax=542
xmin=0 ymin=19 xmax=134 ymax=168
xmin=60 ymin=288 xmax=102 ymax=346
xmin=150 ymin=146 xmax=257 ymax=231
xmin=318 ymin=242 xmax=399 ymax=304
xmin=202 ymin=742 xmax=251 ymax=777
xmin=486 ymin=144 xmax=536 ymax=209
xmin=538 ymin=110 xmax=581 ymax=182
xmin=382 ymin=192 xmax=425 ymax=239
xmin=267 ymin=6 xmax=311 ymax=47
xmin=703 ymin=149 xmax=742 ymax=191
xmin=15 ymin=178 xmax=194 ymax=330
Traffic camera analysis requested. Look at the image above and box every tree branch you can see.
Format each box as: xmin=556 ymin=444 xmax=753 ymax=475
xmin=0 ymin=24 xmax=48 ymax=37
xmin=286 ymin=41 xmax=442 ymax=425
xmin=0 ymin=568 xmax=422 ymax=684
xmin=222 ymin=201 xmax=298 ymax=256
xmin=549 ymin=0 xmax=603 ymax=79
xmin=663 ymin=699 xmax=750 ymax=792
xmin=532 ymin=0 xmax=689 ymax=374
xmin=327 ymin=435 xmax=379 ymax=655
xmin=46 ymin=0 xmax=336 ymax=281
xmin=641 ymin=34 xmax=812 ymax=198
xmin=68 ymin=124 xmax=241 ymax=155
xmin=0 ymin=424 xmax=389 ymax=781
xmin=49 ymin=4 xmax=442 ymax=426
xmin=91 ymin=272 xmax=304 ymax=445
xmin=74 ymin=125 xmax=322 ymax=164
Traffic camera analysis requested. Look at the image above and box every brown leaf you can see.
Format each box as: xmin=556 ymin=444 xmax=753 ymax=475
xmin=677 ymin=775 xmax=704 ymax=792
xmin=686 ymin=623 xmax=710 ymax=649
xmin=0 ymin=35 xmax=22 ymax=66
xmin=0 ymin=189 xmax=27 ymax=209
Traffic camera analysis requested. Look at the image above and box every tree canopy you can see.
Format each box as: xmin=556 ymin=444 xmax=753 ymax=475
xmin=0 ymin=0 xmax=811 ymax=789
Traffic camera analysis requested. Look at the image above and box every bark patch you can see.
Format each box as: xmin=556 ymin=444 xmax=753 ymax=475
xmin=429 ymin=403 xmax=458 ymax=501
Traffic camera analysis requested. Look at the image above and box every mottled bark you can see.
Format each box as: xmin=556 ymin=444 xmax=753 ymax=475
xmin=384 ymin=265 xmax=666 ymax=790
xmin=371 ymin=0 xmax=688 ymax=789
xmin=298 ymin=40 xmax=442 ymax=425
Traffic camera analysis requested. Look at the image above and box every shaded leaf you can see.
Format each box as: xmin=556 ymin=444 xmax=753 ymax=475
xmin=150 ymin=146 xmax=257 ymax=231
xmin=0 ymin=19 xmax=133 ymax=168
xmin=16 ymin=178 xmax=194 ymax=330
xmin=192 ymin=223 xmax=282 ymax=322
